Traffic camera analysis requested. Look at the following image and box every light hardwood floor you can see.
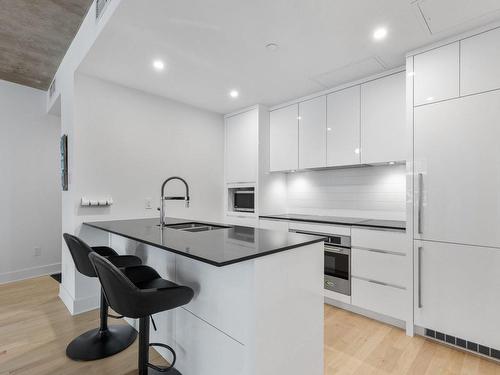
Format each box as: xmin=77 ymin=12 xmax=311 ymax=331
xmin=1 ymin=277 xmax=499 ymax=374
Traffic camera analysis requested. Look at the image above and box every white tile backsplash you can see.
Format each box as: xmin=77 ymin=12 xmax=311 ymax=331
xmin=285 ymin=164 xmax=406 ymax=220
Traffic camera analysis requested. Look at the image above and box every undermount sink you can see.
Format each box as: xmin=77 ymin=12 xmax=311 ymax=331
xmin=164 ymin=222 xmax=231 ymax=232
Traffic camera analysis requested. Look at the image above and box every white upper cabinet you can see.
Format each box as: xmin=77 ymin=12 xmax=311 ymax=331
xmin=326 ymin=86 xmax=360 ymax=167
xmin=360 ymin=72 xmax=406 ymax=164
xmin=225 ymin=109 xmax=258 ymax=183
xmin=298 ymin=96 xmax=327 ymax=169
xmin=270 ymin=104 xmax=298 ymax=172
xmin=413 ymin=42 xmax=459 ymax=106
xmin=461 ymin=27 xmax=500 ymax=96
xmin=414 ymin=90 xmax=500 ymax=248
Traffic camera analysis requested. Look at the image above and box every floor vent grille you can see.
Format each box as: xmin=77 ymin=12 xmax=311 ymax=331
xmin=96 ymin=0 xmax=110 ymax=20
xmin=425 ymin=328 xmax=500 ymax=360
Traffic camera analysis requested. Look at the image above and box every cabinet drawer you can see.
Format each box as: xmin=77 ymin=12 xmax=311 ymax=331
xmin=351 ymin=228 xmax=407 ymax=255
xmin=352 ymin=248 xmax=407 ymax=288
xmin=351 ymin=277 xmax=407 ymax=320
xmin=288 ymin=222 xmax=350 ymax=236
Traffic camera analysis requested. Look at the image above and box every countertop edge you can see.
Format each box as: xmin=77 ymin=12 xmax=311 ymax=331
xmin=83 ymin=221 xmax=325 ymax=267
xmin=259 ymin=215 xmax=406 ymax=231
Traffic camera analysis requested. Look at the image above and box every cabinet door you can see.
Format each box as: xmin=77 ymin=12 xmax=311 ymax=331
xmin=414 ymin=42 xmax=459 ymax=106
xmin=414 ymin=91 xmax=500 ymax=248
xmin=326 ymin=86 xmax=360 ymax=167
xmin=360 ymin=72 xmax=406 ymax=164
xmin=414 ymin=240 xmax=500 ymax=349
xmin=270 ymin=105 xmax=298 ymax=172
xmin=225 ymin=109 xmax=258 ymax=183
xmin=299 ymin=96 xmax=327 ymax=169
xmin=461 ymin=27 xmax=500 ymax=96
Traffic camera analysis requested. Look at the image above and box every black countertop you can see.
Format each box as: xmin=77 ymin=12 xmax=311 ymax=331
xmin=83 ymin=218 xmax=325 ymax=267
xmin=259 ymin=214 xmax=406 ymax=231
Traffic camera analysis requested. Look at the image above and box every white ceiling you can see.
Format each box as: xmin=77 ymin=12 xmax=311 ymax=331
xmin=79 ymin=0 xmax=500 ymax=114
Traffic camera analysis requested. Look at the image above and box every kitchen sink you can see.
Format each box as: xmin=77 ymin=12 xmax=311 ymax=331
xmin=164 ymin=222 xmax=231 ymax=232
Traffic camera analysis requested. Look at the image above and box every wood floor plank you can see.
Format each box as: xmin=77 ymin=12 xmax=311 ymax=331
xmin=1 ymin=277 xmax=500 ymax=374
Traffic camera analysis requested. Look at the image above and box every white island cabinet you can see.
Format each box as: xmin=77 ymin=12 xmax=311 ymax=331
xmin=83 ymin=219 xmax=324 ymax=375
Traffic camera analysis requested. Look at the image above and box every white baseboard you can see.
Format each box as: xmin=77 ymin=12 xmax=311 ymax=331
xmin=59 ymin=284 xmax=100 ymax=316
xmin=0 ymin=263 xmax=61 ymax=285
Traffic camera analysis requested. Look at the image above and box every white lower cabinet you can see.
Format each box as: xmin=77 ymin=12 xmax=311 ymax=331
xmin=225 ymin=215 xmax=258 ymax=227
xmin=259 ymin=219 xmax=289 ymax=231
xmin=351 ymin=278 xmax=407 ymax=321
xmin=350 ymin=228 xmax=409 ymax=321
xmin=351 ymin=248 xmax=406 ymax=288
xmin=414 ymin=240 xmax=500 ymax=349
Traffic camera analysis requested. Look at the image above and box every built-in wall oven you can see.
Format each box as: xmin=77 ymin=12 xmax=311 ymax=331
xmin=290 ymin=230 xmax=351 ymax=296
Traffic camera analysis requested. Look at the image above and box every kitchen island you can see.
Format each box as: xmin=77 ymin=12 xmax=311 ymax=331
xmin=83 ymin=217 xmax=324 ymax=375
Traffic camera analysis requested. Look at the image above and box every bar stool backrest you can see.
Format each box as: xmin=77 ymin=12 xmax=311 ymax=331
xmin=89 ymin=252 xmax=140 ymax=318
xmin=63 ymin=233 xmax=97 ymax=277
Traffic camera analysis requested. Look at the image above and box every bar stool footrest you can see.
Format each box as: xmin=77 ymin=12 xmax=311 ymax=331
xmin=148 ymin=342 xmax=178 ymax=373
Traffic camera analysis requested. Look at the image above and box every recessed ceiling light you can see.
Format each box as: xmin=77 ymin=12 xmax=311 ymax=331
xmin=266 ymin=43 xmax=279 ymax=51
xmin=373 ymin=27 xmax=388 ymax=41
xmin=153 ymin=59 xmax=165 ymax=71
xmin=229 ymin=90 xmax=239 ymax=98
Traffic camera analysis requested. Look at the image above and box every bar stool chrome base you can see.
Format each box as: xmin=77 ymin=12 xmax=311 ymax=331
xmin=66 ymin=324 xmax=137 ymax=361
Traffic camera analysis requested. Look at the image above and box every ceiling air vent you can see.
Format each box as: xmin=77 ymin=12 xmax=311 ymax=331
xmin=96 ymin=0 xmax=110 ymax=21
xmin=49 ymin=79 xmax=56 ymax=98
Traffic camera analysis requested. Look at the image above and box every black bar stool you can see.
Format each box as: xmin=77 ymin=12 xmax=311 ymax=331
xmin=89 ymin=252 xmax=194 ymax=375
xmin=63 ymin=233 xmax=142 ymax=361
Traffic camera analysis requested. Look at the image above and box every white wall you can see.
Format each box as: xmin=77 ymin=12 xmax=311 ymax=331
xmin=74 ymin=73 xmax=225 ymax=221
xmin=0 ymin=80 xmax=61 ymax=283
xmin=285 ymin=164 xmax=406 ymax=220
xmin=59 ymin=73 xmax=225 ymax=313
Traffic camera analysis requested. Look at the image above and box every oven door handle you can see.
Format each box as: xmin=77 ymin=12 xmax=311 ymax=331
xmin=324 ymin=246 xmax=349 ymax=254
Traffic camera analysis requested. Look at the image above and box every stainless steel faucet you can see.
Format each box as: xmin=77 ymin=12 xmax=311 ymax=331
xmin=159 ymin=177 xmax=190 ymax=227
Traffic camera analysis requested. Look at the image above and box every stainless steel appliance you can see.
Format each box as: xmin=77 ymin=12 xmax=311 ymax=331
xmin=290 ymin=229 xmax=351 ymax=295
xmin=232 ymin=189 xmax=255 ymax=213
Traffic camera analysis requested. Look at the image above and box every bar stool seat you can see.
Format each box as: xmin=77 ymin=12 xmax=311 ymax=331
xmin=89 ymin=252 xmax=194 ymax=375
xmin=63 ymin=233 xmax=142 ymax=361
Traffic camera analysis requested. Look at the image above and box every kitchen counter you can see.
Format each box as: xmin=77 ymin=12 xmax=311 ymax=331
xmin=82 ymin=216 xmax=324 ymax=375
xmin=259 ymin=213 xmax=406 ymax=230
xmin=84 ymin=217 xmax=324 ymax=267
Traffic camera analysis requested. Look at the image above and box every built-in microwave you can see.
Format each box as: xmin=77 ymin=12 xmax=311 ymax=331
xmin=231 ymin=188 xmax=255 ymax=213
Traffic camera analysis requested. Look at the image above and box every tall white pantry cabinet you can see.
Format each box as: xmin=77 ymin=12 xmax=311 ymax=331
xmin=408 ymin=25 xmax=500 ymax=351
